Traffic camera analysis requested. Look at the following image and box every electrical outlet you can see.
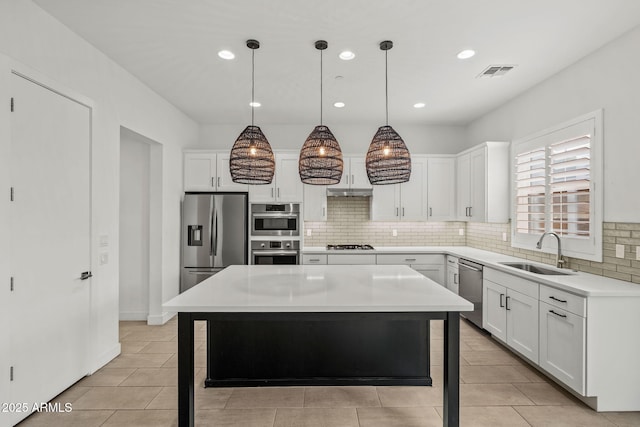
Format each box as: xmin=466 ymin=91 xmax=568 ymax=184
xmin=636 ymin=246 xmax=640 ymax=261
xmin=502 ymin=232 xmax=507 ymax=242
xmin=616 ymin=244 xmax=625 ymax=259
xmin=459 ymin=228 xmax=464 ymax=236
xmin=100 ymin=252 xmax=109 ymax=265
xmin=306 ymin=229 xmax=312 ymax=237
xmin=392 ymin=229 xmax=398 ymax=237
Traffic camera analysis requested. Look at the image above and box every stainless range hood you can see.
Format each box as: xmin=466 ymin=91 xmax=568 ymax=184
xmin=326 ymin=188 xmax=373 ymax=197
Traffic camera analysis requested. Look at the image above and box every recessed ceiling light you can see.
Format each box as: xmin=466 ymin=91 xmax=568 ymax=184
xmin=457 ymin=49 xmax=475 ymax=60
xmin=339 ymin=51 xmax=355 ymax=60
xmin=249 ymin=102 xmax=261 ymax=107
xmin=334 ymin=102 xmax=345 ymax=108
xmin=413 ymin=102 xmax=426 ymax=109
xmin=218 ymin=50 xmax=235 ymax=60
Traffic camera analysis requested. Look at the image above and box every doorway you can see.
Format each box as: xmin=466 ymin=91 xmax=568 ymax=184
xmin=118 ymin=127 xmax=162 ymax=323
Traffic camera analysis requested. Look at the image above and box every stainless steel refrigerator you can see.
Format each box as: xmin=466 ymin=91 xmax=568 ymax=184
xmin=181 ymin=193 xmax=248 ymax=292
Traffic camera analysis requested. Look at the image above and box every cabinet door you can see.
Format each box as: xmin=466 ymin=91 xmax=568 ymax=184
xmin=469 ymin=147 xmax=486 ymax=222
xmin=456 ymin=153 xmax=471 ymax=219
xmin=447 ymin=269 xmax=459 ymax=294
xmin=400 ymin=158 xmax=428 ymax=221
xmin=249 ymin=182 xmax=276 ymax=203
xmin=349 ymin=157 xmax=372 ymax=189
xmin=330 ymin=157 xmax=350 ymax=189
xmin=539 ymin=301 xmax=586 ymax=394
xmin=371 ymin=184 xmax=400 ymax=221
xmin=276 ymin=154 xmax=303 ymax=202
xmin=506 ymin=289 xmax=539 ymax=363
xmin=303 ymin=184 xmax=327 ymax=221
xmin=216 ymin=152 xmax=249 ymax=192
xmin=184 ymin=152 xmax=216 ymax=191
xmin=412 ymin=264 xmax=445 ymax=286
xmin=483 ymin=280 xmax=507 ymax=341
xmin=427 ymin=157 xmax=456 ymax=221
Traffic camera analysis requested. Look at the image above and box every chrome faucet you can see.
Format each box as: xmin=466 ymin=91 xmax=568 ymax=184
xmin=536 ymin=232 xmax=565 ymax=268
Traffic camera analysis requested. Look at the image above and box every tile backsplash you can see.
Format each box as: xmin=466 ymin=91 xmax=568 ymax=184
xmin=303 ymin=197 xmax=466 ymax=247
xmin=303 ymin=197 xmax=640 ymax=284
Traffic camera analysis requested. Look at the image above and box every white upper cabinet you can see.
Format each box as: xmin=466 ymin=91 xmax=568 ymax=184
xmin=249 ymin=152 xmax=303 ymax=203
xmin=303 ymin=184 xmax=328 ymax=221
xmin=330 ymin=156 xmax=372 ymax=190
xmin=427 ymin=157 xmax=456 ymax=221
xmin=184 ymin=150 xmax=248 ymax=192
xmin=371 ymin=156 xmax=428 ymax=221
xmin=456 ymin=142 xmax=509 ymax=222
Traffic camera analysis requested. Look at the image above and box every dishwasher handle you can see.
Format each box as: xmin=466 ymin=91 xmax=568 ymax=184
xmin=458 ymin=262 xmax=482 ymax=272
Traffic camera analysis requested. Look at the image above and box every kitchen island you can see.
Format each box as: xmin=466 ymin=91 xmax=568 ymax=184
xmin=164 ymin=264 xmax=473 ymax=427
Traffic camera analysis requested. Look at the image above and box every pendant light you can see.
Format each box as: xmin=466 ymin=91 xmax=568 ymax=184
xmin=230 ymin=39 xmax=275 ymax=184
xmin=366 ymin=40 xmax=411 ymax=185
xmin=299 ymin=40 xmax=344 ymax=185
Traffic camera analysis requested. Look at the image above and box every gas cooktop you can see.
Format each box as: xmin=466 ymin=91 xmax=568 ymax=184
xmin=326 ymin=244 xmax=375 ymax=250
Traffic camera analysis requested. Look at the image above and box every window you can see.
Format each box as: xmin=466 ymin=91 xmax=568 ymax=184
xmin=512 ymin=111 xmax=602 ymax=262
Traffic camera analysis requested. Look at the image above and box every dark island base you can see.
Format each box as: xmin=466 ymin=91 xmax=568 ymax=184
xmin=204 ymin=319 xmax=431 ymax=387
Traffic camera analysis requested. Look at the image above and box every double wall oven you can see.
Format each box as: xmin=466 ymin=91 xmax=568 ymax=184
xmin=250 ymin=203 xmax=300 ymax=265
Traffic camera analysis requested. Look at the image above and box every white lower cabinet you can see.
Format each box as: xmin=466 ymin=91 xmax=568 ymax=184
xmin=327 ymin=254 xmax=376 ymax=265
xmin=539 ymin=301 xmax=585 ymax=394
xmin=302 ymin=254 xmax=327 ymax=265
xmin=446 ymin=256 xmax=459 ymax=294
xmin=483 ymin=270 xmax=539 ymax=364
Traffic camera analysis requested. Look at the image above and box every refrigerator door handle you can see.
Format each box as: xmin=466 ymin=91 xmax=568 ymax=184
xmin=213 ymin=208 xmax=218 ymax=256
xmin=209 ymin=206 xmax=215 ymax=256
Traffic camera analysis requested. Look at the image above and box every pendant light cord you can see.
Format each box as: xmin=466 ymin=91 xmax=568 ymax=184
xmin=320 ymin=48 xmax=323 ymax=125
xmin=385 ymin=49 xmax=389 ymax=126
xmin=251 ymin=47 xmax=255 ymax=127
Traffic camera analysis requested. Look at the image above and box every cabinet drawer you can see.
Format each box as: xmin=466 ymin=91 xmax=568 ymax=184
xmin=377 ymin=254 xmax=443 ymax=265
xmin=540 ymin=284 xmax=586 ymax=317
xmin=302 ymin=254 xmax=327 ymax=265
xmin=484 ymin=267 xmax=539 ymax=299
xmin=327 ymin=254 xmax=376 ymax=265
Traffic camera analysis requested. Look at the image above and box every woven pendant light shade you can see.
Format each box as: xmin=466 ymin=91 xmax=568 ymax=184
xmin=299 ymin=125 xmax=344 ymax=185
xmin=366 ymin=125 xmax=411 ymax=185
xmin=230 ymin=125 xmax=275 ymax=184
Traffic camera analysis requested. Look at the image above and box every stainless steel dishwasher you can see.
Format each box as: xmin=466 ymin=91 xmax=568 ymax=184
xmin=458 ymin=258 xmax=484 ymax=328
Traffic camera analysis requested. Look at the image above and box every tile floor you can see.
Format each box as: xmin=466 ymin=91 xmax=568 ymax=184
xmin=17 ymin=318 xmax=640 ymax=427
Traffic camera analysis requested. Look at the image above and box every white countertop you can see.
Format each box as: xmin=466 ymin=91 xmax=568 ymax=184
xmin=303 ymin=246 xmax=640 ymax=297
xmin=163 ymin=264 xmax=474 ymax=313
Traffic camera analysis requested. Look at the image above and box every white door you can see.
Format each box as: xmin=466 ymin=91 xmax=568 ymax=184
xmin=275 ymin=154 xmax=303 ymax=202
xmin=427 ymin=157 xmax=456 ymax=221
xmin=216 ymin=152 xmax=249 ymax=192
xmin=303 ymin=184 xmax=327 ymax=221
xmin=400 ymin=158 xmax=427 ymax=221
xmin=483 ymin=280 xmax=506 ymax=341
xmin=184 ymin=152 xmax=216 ymax=191
xmin=371 ymin=184 xmax=399 ymax=221
xmin=469 ymin=147 xmax=486 ymax=222
xmin=506 ymin=289 xmax=539 ymax=363
xmin=456 ymin=153 xmax=471 ymax=219
xmin=9 ymin=74 xmax=91 ymax=422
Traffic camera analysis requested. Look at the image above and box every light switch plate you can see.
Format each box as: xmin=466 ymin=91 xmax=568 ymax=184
xmin=392 ymin=229 xmax=398 ymax=237
xmin=100 ymin=252 xmax=109 ymax=265
xmin=459 ymin=228 xmax=464 ymax=236
xmin=306 ymin=229 xmax=312 ymax=236
xmin=636 ymin=246 xmax=640 ymax=261
xmin=616 ymin=244 xmax=625 ymax=259
xmin=502 ymin=232 xmax=507 ymax=242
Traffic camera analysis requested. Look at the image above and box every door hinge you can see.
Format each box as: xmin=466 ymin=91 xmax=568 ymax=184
xmin=10 ymin=187 xmax=14 ymax=201
xmin=10 ymin=366 xmax=13 ymax=381
xmin=10 ymin=97 xmax=14 ymax=112
xmin=10 ymin=277 xmax=14 ymax=292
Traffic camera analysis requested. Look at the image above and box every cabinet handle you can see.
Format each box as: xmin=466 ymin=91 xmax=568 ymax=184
xmin=405 ymin=258 xmax=416 ymax=262
xmin=309 ymin=258 xmax=320 ymax=262
xmin=271 ymin=188 xmax=274 ymax=198
xmin=277 ymin=188 xmax=280 ymax=198
xmin=429 ymin=207 xmax=433 ymax=217
xmin=402 ymin=207 xmax=405 ymax=217
xmin=322 ymin=207 xmax=326 ymax=217
xmin=211 ymin=177 xmax=215 ymax=187
xmin=346 ymin=175 xmax=349 ymax=185
xmin=468 ymin=206 xmax=472 ymax=217
xmin=351 ymin=174 xmax=355 ymax=185
xmin=465 ymin=207 xmax=469 ymax=217
xmin=454 ymin=273 xmax=458 ymax=285
xmin=549 ymin=296 xmax=567 ymax=303
xmin=549 ymin=309 xmax=567 ymax=318
xmin=396 ymin=207 xmax=399 ymax=217
xmin=505 ymin=295 xmax=511 ymax=310
xmin=217 ymin=177 xmax=220 ymax=187
xmin=499 ymin=293 xmax=505 ymax=308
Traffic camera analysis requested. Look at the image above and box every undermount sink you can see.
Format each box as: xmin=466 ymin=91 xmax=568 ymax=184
xmin=499 ymin=262 xmax=573 ymax=275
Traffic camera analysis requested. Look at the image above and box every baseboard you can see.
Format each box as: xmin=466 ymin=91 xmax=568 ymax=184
xmin=119 ymin=311 xmax=148 ymax=321
xmin=147 ymin=311 xmax=176 ymax=325
xmin=90 ymin=342 xmax=121 ymax=374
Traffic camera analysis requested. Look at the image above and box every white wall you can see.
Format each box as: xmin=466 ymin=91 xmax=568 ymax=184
xmin=119 ymin=131 xmax=151 ymax=321
xmin=0 ymin=1 xmax=199 ymax=402
xmin=199 ymin=123 xmax=468 ymax=155
xmin=466 ymin=26 xmax=640 ymax=223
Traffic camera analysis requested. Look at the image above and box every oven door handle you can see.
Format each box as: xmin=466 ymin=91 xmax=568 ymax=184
xmin=252 ymin=250 xmax=299 ymax=256
xmin=252 ymin=213 xmax=297 ymax=218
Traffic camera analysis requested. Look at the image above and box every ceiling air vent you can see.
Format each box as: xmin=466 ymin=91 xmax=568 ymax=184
xmin=476 ymin=64 xmax=516 ymax=78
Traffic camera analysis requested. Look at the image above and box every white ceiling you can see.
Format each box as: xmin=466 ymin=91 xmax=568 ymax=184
xmin=33 ymin=0 xmax=640 ymax=126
